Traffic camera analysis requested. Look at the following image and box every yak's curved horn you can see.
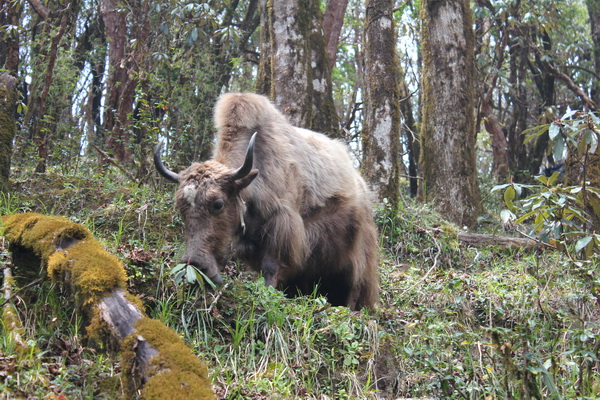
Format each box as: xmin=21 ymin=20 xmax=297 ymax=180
xmin=231 ymin=132 xmax=257 ymax=180
xmin=154 ymin=140 xmax=179 ymax=183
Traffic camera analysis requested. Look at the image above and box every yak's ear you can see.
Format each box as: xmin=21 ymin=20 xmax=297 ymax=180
xmin=234 ymin=169 xmax=259 ymax=192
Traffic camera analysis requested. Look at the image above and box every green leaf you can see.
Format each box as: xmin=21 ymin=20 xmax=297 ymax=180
xmin=169 ymin=263 xmax=186 ymax=276
xmin=491 ymin=183 xmax=511 ymax=193
xmin=570 ymin=186 xmax=583 ymax=194
xmin=534 ymin=212 xmax=545 ymax=231
xmin=553 ymin=136 xmax=565 ymax=162
xmin=196 ymin=269 xmax=217 ymax=290
xmin=515 ymin=210 xmax=537 ymax=224
xmin=589 ymin=129 xmax=598 ymax=154
xmin=547 ymin=171 xmax=560 ymax=186
xmin=504 ymin=186 xmax=516 ymax=211
xmin=536 ymin=175 xmax=549 ymax=185
xmin=186 ymin=265 xmax=198 ymax=283
xmin=577 ymin=132 xmax=590 ymax=158
xmin=548 ymin=123 xmax=560 ymax=140
xmin=523 ymin=124 xmax=550 ymax=144
xmin=575 ymin=236 xmax=593 ymax=253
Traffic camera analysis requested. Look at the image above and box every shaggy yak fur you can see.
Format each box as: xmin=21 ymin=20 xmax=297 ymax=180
xmin=155 ymin=93 xmax=379 ymax=310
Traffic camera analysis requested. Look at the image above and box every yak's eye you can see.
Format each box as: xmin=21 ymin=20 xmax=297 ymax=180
xmin=212 ymin=199 xmax=224 ymax=212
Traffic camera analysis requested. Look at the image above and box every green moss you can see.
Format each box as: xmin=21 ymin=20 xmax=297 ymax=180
xmin=47 ymin=240 xmax=127 ymax=308
xmin=2 ymin=304 xmax=24 ymax=336
xmin=0 ymin=77 xmax=17 ymax=194
xmin=2 ymin=212 xmax=127 ymax=311
xmin=122 ymin=317 xmax=214 ymax=400
xmin=3 ymin=213 xmax=213 ymax=397
xmin=124 ymin=292 xmax=145 ymax=312
xmin=2 ymin=303 xmax=29 ymax=354
xmin=3 ymin=213 xmax=91 ymax=260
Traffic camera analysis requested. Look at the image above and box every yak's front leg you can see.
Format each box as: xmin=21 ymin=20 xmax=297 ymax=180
xmin=260 ymin=255 xmax=279 ymax=288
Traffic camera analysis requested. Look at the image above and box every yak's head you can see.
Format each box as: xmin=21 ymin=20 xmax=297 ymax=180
xmin=154 ymin=134 xmax=258 ymax=285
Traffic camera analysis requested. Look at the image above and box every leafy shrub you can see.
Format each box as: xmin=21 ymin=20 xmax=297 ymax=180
xmin=493 ymin=109 xmax=600 ymax=259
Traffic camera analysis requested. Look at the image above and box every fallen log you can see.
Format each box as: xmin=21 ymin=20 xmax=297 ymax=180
xmin=1 ymin=237 xmax=28 ymax=353
xmin=457 ymin=231 xmax=554 ymax=251
xmin=412 ymin=220 xmax=554 ymax=251
xmin=1 ymin=212 xmax=214 ymax=399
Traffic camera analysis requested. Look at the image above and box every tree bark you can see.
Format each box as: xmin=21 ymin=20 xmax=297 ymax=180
xmin=362 ymin=0 xmax=402 ymax=205
xmin=587 ymin=0 xmax=600 ymax=107
xmin=0 ymin=0 xmax=20 ymax=75
xmin=398 ymin=62 xmax=420 ymax=198
xmin=477 ymin=24 xmax=510 ymax=181
xmin=266 ymin=0 xmax=311 ymax=126
xmin=419 ymin=0 xmax=482 ymax=227
xmin=101 ymin=0 xmax=134 ymax=164
xmin=308 ymin=0 xmax=341 ymax=138
xmin=23 ymin=1 xmax=74 ymax=173
xmin=506 ymin=28 xmax=531 ymax=182
xmin=258 ymin=0 xmax=340 ymax=137
xmin=323 ymin=0 xmax=349 ymax=69
xmin=457 ymin=232 xmax=543 ymax=251
xmin=0 ymin=74 xmax=17 ymax=193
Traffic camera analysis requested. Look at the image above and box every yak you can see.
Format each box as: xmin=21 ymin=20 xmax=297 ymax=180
xmin=154 ymin=93 xmax=379 ymax=310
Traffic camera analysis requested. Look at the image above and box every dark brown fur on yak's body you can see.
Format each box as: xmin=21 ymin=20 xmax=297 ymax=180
xmin=155 ymin=93 xmax=379 ymax=310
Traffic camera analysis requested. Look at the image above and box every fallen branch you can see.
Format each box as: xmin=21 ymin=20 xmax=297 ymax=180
xmin=92 ymin=145 xmax=138 ymax=183
xmin=2 ymin=213 xmax=214 ymax=399
xmin=457 ymin=231 xmax=554 ymax=251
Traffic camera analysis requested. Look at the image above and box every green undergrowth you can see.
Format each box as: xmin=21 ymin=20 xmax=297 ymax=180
xmin=1 ymin=171 xmax=599 ymax=399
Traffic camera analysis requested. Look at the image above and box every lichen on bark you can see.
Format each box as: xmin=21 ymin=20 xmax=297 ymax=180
xmin=257 ymin=0 xmax=340 ymax=138
xmin=419 ymin=0 xmax=482 ymax=227
xmin=362 ymin=0 xmax=402 ymax=206
xmin=0 ymin=74 xmax=17 ymax=194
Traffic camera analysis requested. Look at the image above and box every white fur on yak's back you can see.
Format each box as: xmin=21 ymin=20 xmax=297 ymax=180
xmin=214 ymin=92 xmax=286 ymax=131
xmin=213 ymin=93 xmax=364 ymax=209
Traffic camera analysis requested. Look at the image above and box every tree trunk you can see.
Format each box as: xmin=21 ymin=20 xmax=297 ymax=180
xmin=101 ymin=0 xmax=134 ymax=164
xmin=323 ymin=0 xmax=349 ymax=69
xmin=476 ymin=22 xmax=510 ymax=181
xmin=0 ymin=0 xmax=20 ymax=75
xmin=419 ymin=0 xmax=482 ymax=227
xmin=22 ymin=1 xmax=74 ymax=174
xmin=362 ymin=0 xmax=402 ymax=205
xmin=506 ymin=31 xmax=531 ymax=182
xmin=308 ymin=0 xmax=341 ymax=138
xmin=0 ymin=74 xmax=17 ymax=193
xmin=527 ymin=31 xmax=555 ymax=176
xmin=256 ymin=0 xmax=273 ymax=97
xmin=587 ymin=0 xmax=600 ymax=107
xmin=398 ymin=64 xmax=420 ymax=197
xmin=263 ymin=0 xmax=311 ymax=126
xmin=258 ymin=0 xmax=340 ymax=137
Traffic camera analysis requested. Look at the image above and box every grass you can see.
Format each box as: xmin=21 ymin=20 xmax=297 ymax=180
xmin=1 ymin=169 xmax=599 ymax=399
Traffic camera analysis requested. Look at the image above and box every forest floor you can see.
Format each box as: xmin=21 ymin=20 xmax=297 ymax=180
xmin=0 ymin=168 xmax=599 ymax=399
